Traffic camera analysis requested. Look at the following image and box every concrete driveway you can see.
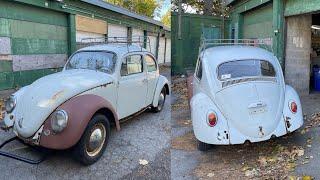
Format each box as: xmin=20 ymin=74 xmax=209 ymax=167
xmin=171 ymin=76 xmax=320 ymax=180
xmin=0 ymin=66 xmax=171 ymax=180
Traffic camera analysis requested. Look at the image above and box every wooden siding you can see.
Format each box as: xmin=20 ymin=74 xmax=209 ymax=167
xmin=76 ymin=15 xmax=107 ymax=34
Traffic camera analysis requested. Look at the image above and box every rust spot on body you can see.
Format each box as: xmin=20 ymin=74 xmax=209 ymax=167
xmin=51 ymin=90 xmax=65 ymax=101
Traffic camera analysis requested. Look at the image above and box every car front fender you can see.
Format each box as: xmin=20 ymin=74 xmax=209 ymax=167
xmin=39 ymin=94 xmax=119 ymax=150
xmin=152 ymin=75 xmax=170 ymax=107
xmin=283 ymin=85 xmax=304 ymax=132
xmin=191 ymin=93 xmax=230 ymax=145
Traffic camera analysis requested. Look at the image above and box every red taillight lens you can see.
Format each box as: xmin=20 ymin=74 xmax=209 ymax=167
xmin=290 ymin=101 xmax=297 ymax=113
xmin=207 ymin=112 xmax=217 ymax=127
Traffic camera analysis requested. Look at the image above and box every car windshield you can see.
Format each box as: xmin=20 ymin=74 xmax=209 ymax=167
xmin=218 ymin=60 xmax=276 ymax=80
xmin=65 ymin=51 xmax=116 ymax=74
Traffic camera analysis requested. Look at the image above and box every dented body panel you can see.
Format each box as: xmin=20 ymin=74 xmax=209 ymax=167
xmin=191 ymin=46 xmax=303 ymax=145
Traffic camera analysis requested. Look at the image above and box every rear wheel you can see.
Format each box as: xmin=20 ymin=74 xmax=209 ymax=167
xmin=73 ymin=114 xmax=110 ymax=165
xmin=197 ymin=140 xmax=212 ymax=151
xmin=152 ymin=87 xmax=166 ymax=113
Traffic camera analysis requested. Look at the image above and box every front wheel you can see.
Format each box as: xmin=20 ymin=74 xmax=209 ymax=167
xmin=72 ymin=114 xmax=110 ymax=165
xmin=152 ymin=87 xmax=166 ymax=113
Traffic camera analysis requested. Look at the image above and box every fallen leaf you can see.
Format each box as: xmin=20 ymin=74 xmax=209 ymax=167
xmin=139 ymin=159 xmax=149 ymax=166
xmin=244 ymin=168 xmax=258 ymax=177
xmin=207 ymin=172 xmax=215 ymax=177
xmin=302 ymin=175 xmax=313 ymax=180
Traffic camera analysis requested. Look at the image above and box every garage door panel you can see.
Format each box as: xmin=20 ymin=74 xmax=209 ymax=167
xmin=0 ymin=1 xmax=68 ymax=27
xmin=158 ymin=37 xmax=166 ymax=64
xmin=108 ymin=24 xmax=127 ymax=37
xmin=11 ymin=38 xmax=68 ymax=55
xmin=243 ymin=3 xmax=273 ymax=39
xmin=166 ymin=38 xmax=171 ymax=63
xmin=147 ymin=35 xmax=157 ymax=56
xmin=12 ymin=54 xmax=67 ymax=71
xmin=10 ymin=19 xmax=68 ymax=40
xmin=76 ymin=31 xmax=105 ymax=43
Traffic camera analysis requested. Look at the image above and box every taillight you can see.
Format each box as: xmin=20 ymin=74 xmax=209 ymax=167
xmin=207 ymin=112 xmax=217 ymax=127
xmin=289 ymin=101 xmax=297 ymax=113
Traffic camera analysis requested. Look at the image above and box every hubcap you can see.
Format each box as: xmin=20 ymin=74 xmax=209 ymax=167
xmin=158 ymin=92 xmax=165 ymax=110
xmin=86 ymin=123 xmax=106 ymax=157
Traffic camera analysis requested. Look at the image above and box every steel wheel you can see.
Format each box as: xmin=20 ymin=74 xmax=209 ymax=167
xmin=152 ymin=87 xmax=166 ymax=113
xmin=157 ymin=91 xmax=165 ymax=111
xmin=85 ymin=123 xmax=106 ymax=157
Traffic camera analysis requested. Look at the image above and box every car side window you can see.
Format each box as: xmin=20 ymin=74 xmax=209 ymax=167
xmin=196 ymin=59 xmax=202 ymax=80
xmin=145 ymin=55 xmax=157 ymax=72
xmin=121 ymin=54 xmax=143 ymax=76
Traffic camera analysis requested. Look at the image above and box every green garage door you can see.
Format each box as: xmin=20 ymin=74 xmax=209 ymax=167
xmin=242 ymin=3 xmax=273 ymax=39
xmin=0 ymin=1 xmax=68 ymax=90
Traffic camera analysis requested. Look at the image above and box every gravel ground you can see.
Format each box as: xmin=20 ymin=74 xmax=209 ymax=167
xmin=171 ymin=76 xmax=320 ymax=180
xmin=0 ymin=66 xmax=171 ymax=180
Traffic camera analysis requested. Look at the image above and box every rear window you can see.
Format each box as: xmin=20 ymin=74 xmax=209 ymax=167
xmin=218 ymin=60 xmax=276 ymax=80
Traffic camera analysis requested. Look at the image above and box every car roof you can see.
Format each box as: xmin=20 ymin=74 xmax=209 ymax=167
xmin=77 ymin=44 xmax=149 ymax=57
xmin=202 ymin=45 xmax=276 ymax=66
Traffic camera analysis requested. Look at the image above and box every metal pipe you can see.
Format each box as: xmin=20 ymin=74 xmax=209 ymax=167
xmin=178 ymin=0 xmax=182 ymax=39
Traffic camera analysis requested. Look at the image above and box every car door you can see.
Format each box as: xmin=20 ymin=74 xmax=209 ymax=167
xmin=117 ymin=53 xmax=148 ymax=119
xmin=144 ymin=54 xmax=158 ymax=105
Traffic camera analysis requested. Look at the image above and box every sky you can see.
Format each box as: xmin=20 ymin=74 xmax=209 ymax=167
xmin=155 ymin=0 xmax=170 ymax=20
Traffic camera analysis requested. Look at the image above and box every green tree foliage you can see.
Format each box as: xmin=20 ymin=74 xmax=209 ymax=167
xmin=105 ymin=0 xmax=162 ymax=18
xmin=172 ymin=0 xmax=229 ymax=17
xmin=161 ymin=9 xmax=171 ymax=27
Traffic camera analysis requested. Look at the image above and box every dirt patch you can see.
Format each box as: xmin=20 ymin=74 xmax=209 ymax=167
xmin=0 ymin=99 xmax=4 ymax=121
xmin=193 ymin=138 xmax=310 ymax=179
xmin=300 ymin=113 xmax=320 ymax=135
xmin=171 ymin=76 xmax=189 ymax=111
xmin=171 ymin=132 xmax=197 ymax=151
xmin=176 ymin=119 xmax=192 ymax=127
xmin=159 ymin=65 xmax=170 ymax=73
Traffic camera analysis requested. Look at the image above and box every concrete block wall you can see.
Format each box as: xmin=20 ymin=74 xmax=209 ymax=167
xmin=285 ymin=14 xmax=312 ymax=96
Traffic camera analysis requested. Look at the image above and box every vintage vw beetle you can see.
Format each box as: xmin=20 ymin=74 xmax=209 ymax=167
xmin=1 ymin=43 xmax=169 ymax=165
xmin=191 ymin=42 xmax=303 ymax=151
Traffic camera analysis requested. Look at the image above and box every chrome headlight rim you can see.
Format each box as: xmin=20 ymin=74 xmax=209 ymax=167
xmin=50 ymin=109 xmax=68 ymax=133
xmin=5 ymin=95 xmax=16 ymax=113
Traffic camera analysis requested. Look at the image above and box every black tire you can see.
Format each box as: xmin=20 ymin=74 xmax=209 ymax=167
xmin=152 ymin=87 xmax=166 ymax=113
xmin=72 ymin=114 xmax=110 ymax=165
xmin=197 ymin=140 xmax=212 ymax=151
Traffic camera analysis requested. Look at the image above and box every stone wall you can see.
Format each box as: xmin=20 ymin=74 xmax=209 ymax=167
xmin=285 ymin=14 xmax=312 ymax=96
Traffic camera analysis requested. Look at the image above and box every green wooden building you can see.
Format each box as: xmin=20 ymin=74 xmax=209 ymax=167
xmin=0 ymin=0 xmax=170 ymax=91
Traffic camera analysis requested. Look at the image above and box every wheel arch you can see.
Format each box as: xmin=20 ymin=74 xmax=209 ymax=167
xmin=152 ymin=75 xmax=170 ymax=107
xmin=39 ymin=94 xmax=120 ymax=150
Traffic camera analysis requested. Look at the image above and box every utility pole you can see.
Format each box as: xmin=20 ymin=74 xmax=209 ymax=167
xmin=221 ymin=0 xmax=225 ymax=39
xmin=178 ymin=0 xmax=182 ymax=39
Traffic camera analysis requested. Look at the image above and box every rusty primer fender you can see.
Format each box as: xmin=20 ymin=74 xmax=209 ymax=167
xmin=39 ymin=94 xmax=119 ymax=150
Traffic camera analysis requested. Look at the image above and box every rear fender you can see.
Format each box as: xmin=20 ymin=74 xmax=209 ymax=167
xmin=191 ymin=93 xmax=229 ymax=144
xmin=283 ymin=85 xmax=304 ymax=132
xmin=39 ymin=94 xmax=119 ymax=150
xmin=152 ymin=75 xmax=170 ymax=107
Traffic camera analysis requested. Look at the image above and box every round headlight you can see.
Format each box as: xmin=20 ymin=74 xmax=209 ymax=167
xmin=5 ymin=96 xmax=16 ymax=113
xmin=51 ymin=110 xmax=68 ymax=133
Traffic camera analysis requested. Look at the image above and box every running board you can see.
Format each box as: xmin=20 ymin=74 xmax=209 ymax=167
xmin=0 ymin=136 xmax=48 ymax=164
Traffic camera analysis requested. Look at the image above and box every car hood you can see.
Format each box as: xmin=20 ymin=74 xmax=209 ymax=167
xmin=13 ymin=69 xmax=114 ymax=138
